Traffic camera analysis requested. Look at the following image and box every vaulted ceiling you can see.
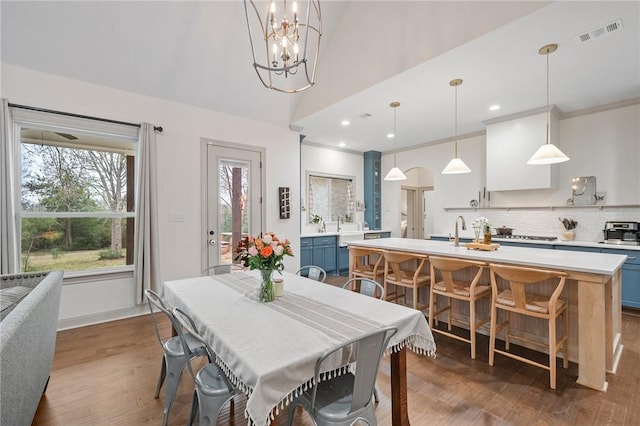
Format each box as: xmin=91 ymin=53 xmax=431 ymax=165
xmin=2 ymin=1 xmax=639 ymax=153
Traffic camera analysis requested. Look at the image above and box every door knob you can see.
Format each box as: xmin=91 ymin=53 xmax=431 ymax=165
xmin=208 ymin=239 xmax=216 ymax=245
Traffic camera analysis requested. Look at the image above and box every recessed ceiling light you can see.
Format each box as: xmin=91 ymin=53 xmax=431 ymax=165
xmin=387 ymin=133 xmax=394 ymax=139
xmin=489 ymin=105 xmax=501 ymax=111
xmin=341 ymin=120 xmax=350 ymax=126
xmin=338 ymin=142 xmax=346 ymax=147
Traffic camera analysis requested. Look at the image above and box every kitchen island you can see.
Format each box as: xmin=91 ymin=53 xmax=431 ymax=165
xmin=348 ymin=238 xmax=627 ymax=392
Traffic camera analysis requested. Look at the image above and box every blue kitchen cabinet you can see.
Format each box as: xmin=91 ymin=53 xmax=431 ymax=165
xmin=600 ymin=247 xmax=640 ymax=309
xmin=300 ymin=237 xmax=313 ymax=268
xmin=300 ymin=236 xmax=337 ymax=275
xmin=338 ymin=246 xmax=350 ymax=275
xmin=554 ymin=245 xmax=601 ymax=253
xmin=499 ymin=242 xmax=553 ymax=249
xmin=364 ymin=151 xmax=382 ymax=230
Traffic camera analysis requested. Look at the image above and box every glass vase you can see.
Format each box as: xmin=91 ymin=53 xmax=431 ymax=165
xmin=483 ymin=230 xmax=492 ymax=245
xmin=259 ymin=269 xmax=275 ymax=302
xmin=473 ymin=227 xmax=481 ymax=244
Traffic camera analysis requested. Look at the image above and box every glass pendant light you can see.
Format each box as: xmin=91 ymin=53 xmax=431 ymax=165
xmin=442 ymin=79 xmax=471 ymax=174
xmin=384 ymin=101 xmax=407 ymax=181
xmin=527 ymin=43 xmax=570 ymax=165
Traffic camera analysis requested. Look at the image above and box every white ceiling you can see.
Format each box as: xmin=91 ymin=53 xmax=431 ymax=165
xmin=2 ymin=1 xmax=639 ymax=154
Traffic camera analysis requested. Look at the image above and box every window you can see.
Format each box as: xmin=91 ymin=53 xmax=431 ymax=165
xmin=14 ymin=109 xmax=139 ymax=275
xmin=307 ymin=174 xmax=354 ymax=223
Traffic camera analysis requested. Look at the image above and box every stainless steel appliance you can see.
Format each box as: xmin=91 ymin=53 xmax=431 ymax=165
xmin=603 ymin=221 xmax=640 ymax=245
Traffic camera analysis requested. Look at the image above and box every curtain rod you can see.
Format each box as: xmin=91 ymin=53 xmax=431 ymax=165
xmin=8 ymin=103 xmax=163 ymax=133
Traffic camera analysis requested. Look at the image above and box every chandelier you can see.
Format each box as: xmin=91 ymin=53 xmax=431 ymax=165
xmin=244 ymin=0 xmax=322 ymax=93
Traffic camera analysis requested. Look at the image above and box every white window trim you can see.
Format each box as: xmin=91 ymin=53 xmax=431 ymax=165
xmin=12 ymin=106 xmax=139 ymax=279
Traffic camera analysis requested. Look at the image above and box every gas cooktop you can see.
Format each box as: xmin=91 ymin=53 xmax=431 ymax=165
xmin=492 ymin=235 xmax=557 ymax=242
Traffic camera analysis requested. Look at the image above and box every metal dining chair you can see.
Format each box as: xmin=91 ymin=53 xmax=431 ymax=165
xmin=173 ymin=307 xmax=237 ymax=426
xmin=343 ymin=277 xmax=384 ymax=300
xmin=286 ymin=326 xmax=398 ymax=426
xmin=342 ymin=277 xmax=385 ymax=403
xmin=296 ymin=265 xmax=327 ymax=282
xmin=202 ymin=263 xmax=244 ymax=276
xmin=144 ymin=290 xmax=208 ymax=426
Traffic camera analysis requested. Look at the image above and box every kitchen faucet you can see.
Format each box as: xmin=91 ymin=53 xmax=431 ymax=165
xmin=337 ymin=215 xmax=342 ymax=232
xmin=454 ymin=215 xmax=466 ymax=247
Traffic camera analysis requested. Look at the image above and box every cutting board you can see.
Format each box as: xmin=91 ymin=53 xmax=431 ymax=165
xmin=465 ymin=242 xmax=500 ymax=251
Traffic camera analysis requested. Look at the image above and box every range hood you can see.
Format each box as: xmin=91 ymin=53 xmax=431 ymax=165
xmin=484 ymin=105 xmax=561 ymax=192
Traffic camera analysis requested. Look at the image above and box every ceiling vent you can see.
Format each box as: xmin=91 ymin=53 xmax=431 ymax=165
xmin=575 ymin=19 xmax=623 ymax=43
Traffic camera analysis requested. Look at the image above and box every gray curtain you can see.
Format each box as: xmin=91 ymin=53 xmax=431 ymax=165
xmin=133 ymin=123 xmax=161 ymax=304
xmin=0 ymin=99 xmax=19 ymax=274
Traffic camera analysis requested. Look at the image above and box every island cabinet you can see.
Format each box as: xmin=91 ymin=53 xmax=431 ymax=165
xmin=348 ymin=237 xmax=626 ymax=392
xmin=300 ymin=236 xmax=337 ymax=274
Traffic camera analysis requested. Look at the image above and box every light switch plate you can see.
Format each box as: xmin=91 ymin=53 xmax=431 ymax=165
xmin=168 ymin=213 xmax=185 ymax=222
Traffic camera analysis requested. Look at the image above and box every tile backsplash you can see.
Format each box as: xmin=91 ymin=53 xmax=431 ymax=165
xmin=442 ymin=207 xmax=640 ymax=242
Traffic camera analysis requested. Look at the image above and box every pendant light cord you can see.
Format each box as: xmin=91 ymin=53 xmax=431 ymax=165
xmin=393 ymin=105 xmax=398 ymax=166
xmin=454 ymin=83 xmax=459 ymax=158
xmin=546 ymin=47 xmax=551 ymax=145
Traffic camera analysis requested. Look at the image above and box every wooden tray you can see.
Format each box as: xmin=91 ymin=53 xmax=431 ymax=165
xmin=465 ymin=242 xmax=500 ymax=251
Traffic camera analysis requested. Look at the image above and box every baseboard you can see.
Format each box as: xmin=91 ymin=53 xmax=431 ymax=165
xmin=57 ymin=305 xmax=148 ymax=331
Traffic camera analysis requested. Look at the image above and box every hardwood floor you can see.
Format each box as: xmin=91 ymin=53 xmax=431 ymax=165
xmin=33 ymin=278 xmax=640 ymax=425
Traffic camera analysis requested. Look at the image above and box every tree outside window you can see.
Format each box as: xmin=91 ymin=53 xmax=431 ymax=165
xmin=20 ymin=130 xmax=135 ymax=273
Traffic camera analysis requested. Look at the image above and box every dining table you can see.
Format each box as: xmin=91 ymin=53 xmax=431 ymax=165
xmin=163 ymin=270 xmax=436 ymax=426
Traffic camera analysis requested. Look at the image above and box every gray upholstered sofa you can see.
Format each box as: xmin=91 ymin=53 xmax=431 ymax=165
xmin=0 ymin=270 xmax=63 ymax=426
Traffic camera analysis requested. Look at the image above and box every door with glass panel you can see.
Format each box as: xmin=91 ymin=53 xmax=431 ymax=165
xmin=206 ymin=143 xmax=262 ymax=270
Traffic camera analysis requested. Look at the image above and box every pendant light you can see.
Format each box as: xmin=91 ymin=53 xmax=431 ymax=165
xmin=527 ymin=43 xmax=570 ymax=165
xmin=442 ymin=79 xmax=471 ymax=174
xmin=384 ymin=101 xmax=407 ymax=181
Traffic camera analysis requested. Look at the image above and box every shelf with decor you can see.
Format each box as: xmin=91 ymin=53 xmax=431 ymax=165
xmin=444 ymin=204 xmax=640 ymax=212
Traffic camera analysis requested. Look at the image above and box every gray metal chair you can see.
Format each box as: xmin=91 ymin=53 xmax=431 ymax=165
xmin=144 ymin=290 xmax=208 ymax=426
xmin=343 ymin=277 xmax=385 ymax=300
xmin=286 ymin=326 xmax=397 ymax=426
xmin=296 ymin=265 xmax=327 ymax=282
xmin=173 ymin=307 xmax=237 ymax=426
xmin=202 ymin=263 xmax=244 ymax=276
xmin=342 ymin=277 xmax=385 ymax=403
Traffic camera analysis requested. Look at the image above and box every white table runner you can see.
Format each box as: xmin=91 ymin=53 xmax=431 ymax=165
xmin=163 ymin=271 xmax=435 ymax=425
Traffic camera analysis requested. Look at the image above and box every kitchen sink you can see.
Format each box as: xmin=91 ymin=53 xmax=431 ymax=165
xmin=338 ymin=232 xmax=365 ymax=247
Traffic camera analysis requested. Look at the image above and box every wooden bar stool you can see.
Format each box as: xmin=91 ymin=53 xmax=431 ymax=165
xmin=488 ymin=263 xmax=569 ymax=389
xmin=348 ymin=246 xmax=384 ymax=283
xmin=428 ymin=257 xmax=490 ymax=359
xmin=382 ymin=250 xmax=430 ymax=312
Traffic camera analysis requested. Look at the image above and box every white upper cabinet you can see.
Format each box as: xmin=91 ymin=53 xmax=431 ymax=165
xmin=485 ymin=107 xmax=559 ymax=191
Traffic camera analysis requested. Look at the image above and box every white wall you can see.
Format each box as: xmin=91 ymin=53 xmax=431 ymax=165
xmin=300 ymin=144 xmax=364 ymax=234
xmin=382 ymin=103 xmax=640 ymax=241
xmin=3 ymin=64 xmax=301 ymax=328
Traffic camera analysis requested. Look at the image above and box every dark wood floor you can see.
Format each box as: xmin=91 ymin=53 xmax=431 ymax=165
xmin=32 ymin=276 xmax=640 ymax=425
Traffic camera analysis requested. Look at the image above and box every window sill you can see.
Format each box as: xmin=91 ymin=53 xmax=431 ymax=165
xmin=62 ymin=267 xmax=134 ymax=285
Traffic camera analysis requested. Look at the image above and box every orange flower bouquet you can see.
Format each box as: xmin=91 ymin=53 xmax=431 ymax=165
xmin=236 ymin=232 xmax=293 ymax=301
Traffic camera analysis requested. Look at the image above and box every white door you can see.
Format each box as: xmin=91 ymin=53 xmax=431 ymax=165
xmin=205 ymin=143 xmax=262 ymax=270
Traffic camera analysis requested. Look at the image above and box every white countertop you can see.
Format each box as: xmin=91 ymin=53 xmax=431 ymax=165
xmin=347 ymin=237 xmax=627 ymax=275
xmin=301 ymin=230 xmax=391 ymax=238
xmin=428 ymin=234 xmax=640 ymax=251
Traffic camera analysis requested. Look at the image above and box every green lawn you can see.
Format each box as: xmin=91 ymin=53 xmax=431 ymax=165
xmin=22 ymin=249 xmax=127 ymax=272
